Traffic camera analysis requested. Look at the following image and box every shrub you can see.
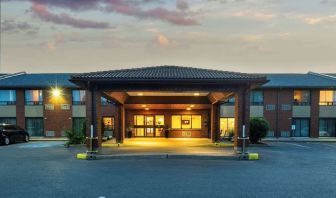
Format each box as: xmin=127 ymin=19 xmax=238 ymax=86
xmin=65 ymin=121 xmax=86 ymax=147
xmin=249 ymin=117 xmax=269 ymax=144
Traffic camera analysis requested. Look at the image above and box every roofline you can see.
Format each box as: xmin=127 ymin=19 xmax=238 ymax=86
xmin=308 ymin=72 xmax=336 ymax=80
xmin=0 ymin=72 xmax=26 ymax=80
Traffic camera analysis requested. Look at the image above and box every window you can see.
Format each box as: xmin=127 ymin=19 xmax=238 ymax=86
xmin=26 ymin=118 xmax=44 ymax=137
xmin=25 ymin=90 xmax=43 ymax=105
xmin=292 ymin=118 xmax=310 ymax=137
xmin=250 ymin=91 xmax=263 ymax=105
xmin=293 ymin=90 xmax=310 ymax=105
xmin=72 ymin=117 xmax=86 ymax=135
xmin=0 ymin=90 xmax=16 ymax=105
xmin=223 ymin=96 xmax=235 ymax=105
xmin=220 ymin=118 xmax=234 ymax=137
xmin=101 ymin=96 xmax=114 ymax=105
xmin=0 ymin=118 xmax=16 ymax=125
xmin=171 ymin=115 xmax=202 ymax=129
xmin=155 ymin=115 xmax=164 ymax=126
xmin=72 ymin=90 xmax=86 ymax=105
xmin=319 ymin=90 xmax=336 ymax=105
xmin=134 ymin=115 xmax=145 ymax=126
xmin=319 ymin=119 xmax=336 ymax=137
xmin=265 ymin=104 xmax=276 ymax=111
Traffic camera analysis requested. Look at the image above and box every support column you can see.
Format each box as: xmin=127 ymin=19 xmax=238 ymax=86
xmin=86 ymin=87 xmax=102 ymax=150
xmin=310 ymin=89 xmax=320 ymax=138
xmin=16 ymin=89 xmax=25 ymax=128
xmin=211 ymin=103 xmax=219 ymax=143
xmin=117 ymin=104 xmax=125 ymax=143
xmin=234 ymin=87 xmax=251 ymax=151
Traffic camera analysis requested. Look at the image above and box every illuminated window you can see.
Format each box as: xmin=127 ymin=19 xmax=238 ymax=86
xmin=171 ymin=115 xmax=202 ymax=129
xmin=134 ymin=115 xmax=144 ymax=126
xmin=191 ymin=115 xmax=201 ymax=129
xmin=25 ymin=90 xmax=43 ymax=105
xmin=172 ymin=115 xmax=181 ymax=129
xmin=320 ymin=90 xmax=336 ymax=106
xmin=155 ymin=115 xmax=164 ymax=126
xmin=293 ymin=90 xmax=310 ymax=105
xmin=146 ymin=116 xmax=154 ymax=126
xmin=134 ymin=128 xmax=144 ymax=136
xmin=220 ymin=118 xmax=235 ymax=137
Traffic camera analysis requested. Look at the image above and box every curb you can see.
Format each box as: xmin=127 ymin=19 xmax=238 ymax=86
xmin=92 ymin=153 xmax=239 ymax=160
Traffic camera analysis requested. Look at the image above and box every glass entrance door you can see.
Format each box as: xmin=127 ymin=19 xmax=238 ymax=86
xmin=133 ymin=115 xmax=164 ymax=137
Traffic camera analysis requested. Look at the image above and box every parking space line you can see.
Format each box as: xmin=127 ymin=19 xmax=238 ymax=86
xmin=281 ymin=142 xmax=312 ymax=149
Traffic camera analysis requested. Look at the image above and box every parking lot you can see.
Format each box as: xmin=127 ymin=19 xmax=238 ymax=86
xmin=1 ymin=141 xmax=336 ymax=198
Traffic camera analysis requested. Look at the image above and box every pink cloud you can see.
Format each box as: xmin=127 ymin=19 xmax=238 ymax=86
xmin=31 ymin=3 xmax=111 ymax=29
xmin=29 ymin=0 xmax=200 ymax=26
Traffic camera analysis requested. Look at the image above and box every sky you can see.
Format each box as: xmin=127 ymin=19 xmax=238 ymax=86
xmin=1 ymin=0 xmax=336 ymax=73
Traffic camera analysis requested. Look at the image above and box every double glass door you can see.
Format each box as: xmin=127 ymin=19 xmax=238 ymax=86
xmin=134 ymin=115 xmax=164 ymax=137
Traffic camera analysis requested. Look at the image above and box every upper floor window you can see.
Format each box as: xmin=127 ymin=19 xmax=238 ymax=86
xmin=320 ymin=90 xmax=336 ymax=106
xmin=250 ymin=91 xmax=263 ymax=105
xmin=223 ymin=96 xmax=235 ymax=105
xmin=72 ymin=90 xmax=86 ymax=105
xmin=293 ymin=90 xmax=310 ymax=105
xmin=25 ymin=90 xmax=43 ymax=105
xmin=0 ymin=90 xmax=16 ymax=105
xmin=101 ymin=96 xmax=115 ymax=106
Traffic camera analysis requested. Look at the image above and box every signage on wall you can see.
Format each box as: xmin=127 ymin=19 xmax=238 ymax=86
xmin=182 ymin=120 xmax=190 ymax=125
xmin=182 ymin=131 xmax=192 ymax=137
xmin=44 ymin=104 xmax=54 ymax=110
xmin=61 ymin=104 xmax=70 ymax=110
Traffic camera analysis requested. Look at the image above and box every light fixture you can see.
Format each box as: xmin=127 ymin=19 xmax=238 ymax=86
xmin=138 ymin=92 xmax=144 ymax=96
xmin=145 ymin=108 xmax=149 ymax=111
xmin=190 ymin=105 xmax=195 ymax=108
xmin=186 ymin=107 xmax=191 ymax=111
xmin=51 ymin=88 xmax=61 ymax=97
xmin=193 ymin=93 xmax=200 ymax=96
xmin=141 ymin=104 xmax=147 ymax=107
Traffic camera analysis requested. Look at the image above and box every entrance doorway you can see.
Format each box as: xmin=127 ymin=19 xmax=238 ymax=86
xmin=134 ymin=115 xmax=164 ymax=137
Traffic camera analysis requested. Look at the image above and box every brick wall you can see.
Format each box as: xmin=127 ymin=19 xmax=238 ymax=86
xmin=16 ymin=89 xmax=25 ymax=128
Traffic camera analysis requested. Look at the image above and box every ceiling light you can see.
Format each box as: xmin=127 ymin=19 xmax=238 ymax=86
xmin=190 ymin=105 xmax=195 ymax=108
xmin=145 ymin=108 xmax=149 ymax=111
xmin=186 ymin=107 xmax=191 ymax=111
xmin=51 ymin=88 xmax=61 ymax=97
xmin=138 ymin=93 xmax=143 ymax=96
xmin=193 ymin=93 xmax=200 ymax=96
xmin=141 ymin=104 xmax=147 ymax=107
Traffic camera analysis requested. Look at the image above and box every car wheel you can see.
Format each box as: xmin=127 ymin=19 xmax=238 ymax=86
xmin=24 ymin=135 xmax=29 ymax=142
xmin=4 ymin=137 xmax=10 ymax=145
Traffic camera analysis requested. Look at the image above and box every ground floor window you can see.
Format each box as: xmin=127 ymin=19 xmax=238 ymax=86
xmin=171 ymin=115 xmax=201 ymax=129
xmin=26 ymin=118 xmax=44 ymax=137
xmin=133 ymin=115 xmax=164 ymax=137
xmin=219 ymin=118 xmax=234 ymax=137
xmin=292 ymin=118 xmax=310 ymax=137
xmin=102 ymin=117 xmax=114 ymax=138
xmin=0 ymin=117 xmax=16 ymax=125
xmin=319 ymin=119 xmax=336 ymax=137
xmin=72 ymin=117 xmax=86 ymax=135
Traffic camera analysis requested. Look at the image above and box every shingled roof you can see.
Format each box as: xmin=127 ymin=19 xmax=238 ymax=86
xmin=71 ymin=66 xmax=266 ymax=81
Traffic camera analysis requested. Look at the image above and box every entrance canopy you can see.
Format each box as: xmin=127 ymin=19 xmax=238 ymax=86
xmin=70 ymin=66 xmax=267 ymax=150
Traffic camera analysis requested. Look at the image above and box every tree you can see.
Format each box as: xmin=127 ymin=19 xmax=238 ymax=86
xmin=249 ymin=117 xmax=269 ymax=144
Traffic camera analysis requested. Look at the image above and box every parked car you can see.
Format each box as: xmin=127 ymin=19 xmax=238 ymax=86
xmin=0 ymin=123 xmax=29 ymax=145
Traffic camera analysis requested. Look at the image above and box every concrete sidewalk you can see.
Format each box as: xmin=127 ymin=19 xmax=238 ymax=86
xmin=263 ymin=137 xmax=336 ymax=142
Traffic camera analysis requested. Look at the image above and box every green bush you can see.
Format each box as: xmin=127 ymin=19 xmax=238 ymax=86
xmin=65 ymin=121 xmax=86 ymax=147
xmin=249 ymin=117 xmax=269 ymax=144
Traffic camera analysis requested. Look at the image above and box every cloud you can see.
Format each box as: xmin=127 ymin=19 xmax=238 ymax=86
xmin=43 ymin=32 xmax=86 ymax=51
xmin=232 ymin=10 xmax=276 ymax=21
xmin=1 ymin=19 xmax=39 ymax=34
xmin=28 ymin=0 xmax=200 ymax=26
xmin=31 ymin=3 xmax=112 ymax=29
xmin=156 ymin=34 xmax=171 ymax=46
xmin=176 ymin=0 xmax=189 ymax=11
xmin=304 ymin=14 xmax=336 ymax=25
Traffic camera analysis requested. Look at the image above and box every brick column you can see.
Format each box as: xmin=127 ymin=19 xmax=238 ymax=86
xmin=119 ymin=104 xmax=125 ymax=143
xmin=16 ymin=89 xmax=25 ymax=128
xmin=210 ymin=103 xmax=218 ymax=143
xmin=234 ymin=87 xmax=250 ymax=151
xmin=310 ymin=89 xmax=320 ymax=138
xmin=86 ymin=88 xmax=102 ymax=149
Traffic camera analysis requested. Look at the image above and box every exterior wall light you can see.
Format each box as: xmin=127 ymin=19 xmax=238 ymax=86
xmin=52 ymin=88 xmax=61 ymax=97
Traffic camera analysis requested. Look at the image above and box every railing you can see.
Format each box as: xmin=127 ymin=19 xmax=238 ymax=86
xmin=25 ymin=101 xmax=43 ymax=105
xmin=319 ymin=102 xmax=336 ymax=106
xmin=0 ymin=101 xmax=16 ymax=105
xmin=293 ymin=101 xmax=310 ymax=106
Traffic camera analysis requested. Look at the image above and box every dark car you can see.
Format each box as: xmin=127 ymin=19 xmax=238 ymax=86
xmin=0 ymin=123 xmax=29 ymax=145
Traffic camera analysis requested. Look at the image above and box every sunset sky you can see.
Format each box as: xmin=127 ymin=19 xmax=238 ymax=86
xmin=1 ymin=0 xmax=336 ymax=73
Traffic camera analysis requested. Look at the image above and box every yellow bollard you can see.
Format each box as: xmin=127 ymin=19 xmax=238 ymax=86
xmin=248 ymin=153 xmax=259 ymax=160
xmin=76 ymin=153 xmax=88 ymax=160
